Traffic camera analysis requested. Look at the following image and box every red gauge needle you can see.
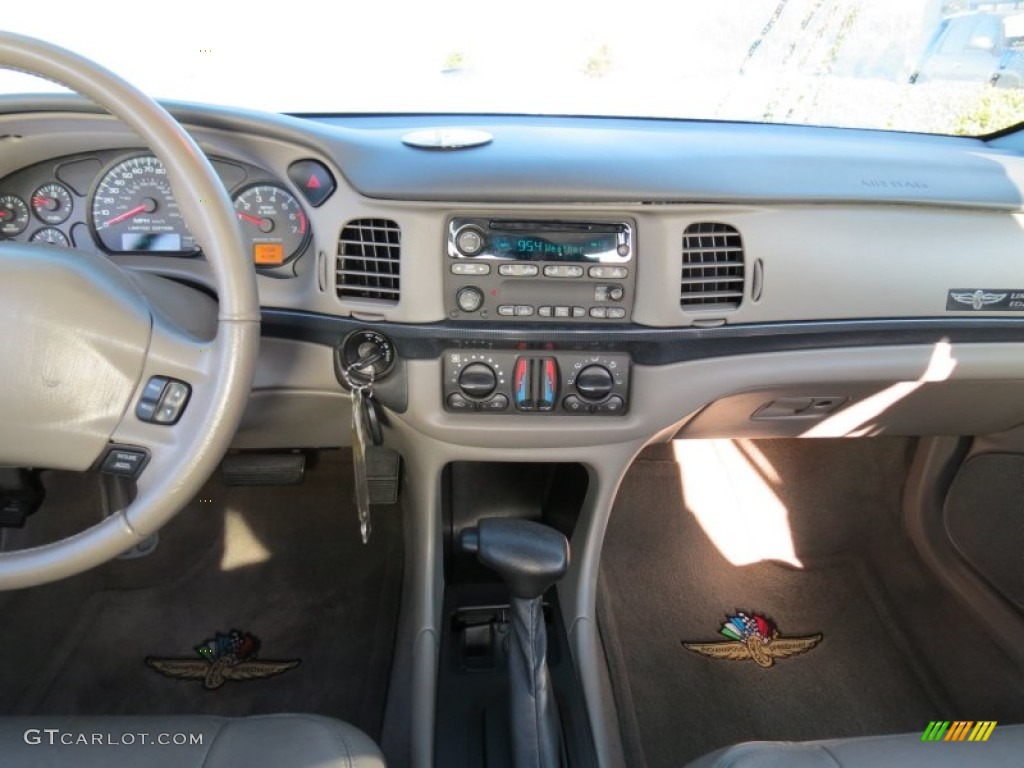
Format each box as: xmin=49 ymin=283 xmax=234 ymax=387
xmin=237 ymin=212 xmax=264 ymax=226
xmin=0 ymin=210 xmax=11 ymax=220
xmin=103 ymin=199 xmax=156 ymax=228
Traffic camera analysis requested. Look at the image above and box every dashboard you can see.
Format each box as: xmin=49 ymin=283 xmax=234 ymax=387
xmin=3 ymin=96 xmax=1024 ymax=452
xmin=5 ymin=93 xmax=1024 ymax=768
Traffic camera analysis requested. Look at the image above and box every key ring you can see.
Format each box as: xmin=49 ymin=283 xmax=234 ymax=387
xmin=341 ymin=363 xmax=375 ymax=393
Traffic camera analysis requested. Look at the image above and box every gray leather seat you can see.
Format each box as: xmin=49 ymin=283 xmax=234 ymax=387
xmin=0 ymin=714 xmax=384 ymax=767
xmin=685 ymin=725 xmax=1024 ymax=767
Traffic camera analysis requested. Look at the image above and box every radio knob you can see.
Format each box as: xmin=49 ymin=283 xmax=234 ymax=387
xmin=455 ymin=226 xmax=486 ymax=256
xmin=575 ymin=364 xmax=614 ymax=401
xmin=456 ymin=286 xmax=485 ymax=313
xmin=459 ymin=362 xmax=497 ymax=399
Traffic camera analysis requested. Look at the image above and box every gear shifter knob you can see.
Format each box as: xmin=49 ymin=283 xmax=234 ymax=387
xmin=460 ymin=518 xmax=569 ymax=600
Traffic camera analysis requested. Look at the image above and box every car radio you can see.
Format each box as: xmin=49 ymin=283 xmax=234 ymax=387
xmin=444 ymin=217 xmax=635 ymax=322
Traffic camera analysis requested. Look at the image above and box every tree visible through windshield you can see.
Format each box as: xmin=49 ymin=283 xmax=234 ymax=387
xmin=1 ymin=0 xmax=1022 ymax=135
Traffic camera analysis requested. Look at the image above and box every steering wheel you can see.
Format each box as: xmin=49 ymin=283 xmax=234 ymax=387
xmin=0 ymin=33 xmax=260 ymax=589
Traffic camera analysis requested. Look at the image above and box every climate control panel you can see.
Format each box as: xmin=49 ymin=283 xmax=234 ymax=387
xmin=443 ymin=350 xmax=629 ymax=415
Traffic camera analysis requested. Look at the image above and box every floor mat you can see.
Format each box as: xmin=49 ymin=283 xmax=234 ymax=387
xmin=599 ymin=439 xmax=1024 ymax=768
xmin=0 ymin=450 xmax=403 ymax=740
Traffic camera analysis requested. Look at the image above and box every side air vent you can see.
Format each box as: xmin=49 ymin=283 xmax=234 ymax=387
xmin=680 ymin=222 xmax=745 ymax=311
xmin=336 ymin=218 xmax=401 ymax=303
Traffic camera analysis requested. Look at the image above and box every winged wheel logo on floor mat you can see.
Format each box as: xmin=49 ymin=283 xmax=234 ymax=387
xmin=146 ymin=629 xmax=300 ymax=690
xmin=682 ymin=612 xmax=822 ymax=668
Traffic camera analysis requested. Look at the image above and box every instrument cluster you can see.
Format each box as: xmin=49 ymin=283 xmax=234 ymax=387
xmin=0 ymin=150 xmax=320 ymax=271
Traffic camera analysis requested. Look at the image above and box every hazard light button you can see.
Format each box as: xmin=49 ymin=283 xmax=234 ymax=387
xmin=287 ymin=159 xmax=336 ymax=207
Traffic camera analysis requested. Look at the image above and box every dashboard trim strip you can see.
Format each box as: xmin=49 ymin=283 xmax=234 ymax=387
xmin=261 ymin=309 xmax=1024 ymax=366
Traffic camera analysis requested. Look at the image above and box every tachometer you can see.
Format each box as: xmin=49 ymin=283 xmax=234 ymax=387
xmin=91 ymin=155 xmax=197 ymax=253
xmin=233 ymin=183 xmax=310 ymax=266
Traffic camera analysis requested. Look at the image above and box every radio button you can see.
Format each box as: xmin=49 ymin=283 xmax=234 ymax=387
xmin=498 ymin=305 xmax=516 ymax=316
xmin=572 ymin=306 xmax=587 ymax=318
xmin=543 ymin=265 xmax=584 ymax=278
xmin=499 ymin=264 xmax=540 ymax=277
xmin=455 ymin=226 xmax=486 ymax=256
xmin=515 ymin=305 xmax=535 ymax=316
xmin=538 ymin=306 xmax=553 ymax=317
xmin=456 ymin=286 xmax=485 ymax=313
xmin=451 ymin=262 xmax=490 ymax=275
xmin=609 ymin=286 xmax=625 ymax=301
xmin=589 ymin=266 xmax=628 ymax=279
xmin=554 ymin=306 xmax=570 ymax=318
xmin=589 ymin=307 xmax=608 ymax=319
xmin=607 ymin=307 xmax=627 ymax=319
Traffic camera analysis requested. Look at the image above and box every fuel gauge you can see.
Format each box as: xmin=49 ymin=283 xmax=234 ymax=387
xmin=32 ymin=183 xmax=73 ymax=225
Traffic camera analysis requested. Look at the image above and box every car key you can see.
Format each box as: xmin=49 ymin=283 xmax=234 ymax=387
xmin=351 ymin=383 xmax=373 ymax=544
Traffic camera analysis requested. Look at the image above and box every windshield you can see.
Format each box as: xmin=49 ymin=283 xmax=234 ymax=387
xmin=2 ymin=0 xmax=1023 ymax=136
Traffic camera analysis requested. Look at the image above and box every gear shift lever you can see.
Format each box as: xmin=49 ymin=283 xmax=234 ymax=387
xmin=461 ymin=518 xmax=569 ymax=768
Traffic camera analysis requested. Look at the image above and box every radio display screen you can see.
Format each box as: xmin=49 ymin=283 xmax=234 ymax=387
xmin=490 ymin=232 xmax=621 ymax=261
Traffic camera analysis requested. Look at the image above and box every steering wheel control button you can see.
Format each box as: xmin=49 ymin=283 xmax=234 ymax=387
xmin=498 ymin=263 xmax=540 ymax=277
xmin=543 ymin=264 xmax=584 ymax=278
xmin=452 ymin=262 xmax=490 ymax=275
xmin=456 ymin=286 xmax=485 ymax=313
xmin=100 ymin=447 xmax=150 ymax=479
xmin=287 ymin=159 xmax=336 ymax=207
xmin=136 ymin=376 xmax=191 ymax=424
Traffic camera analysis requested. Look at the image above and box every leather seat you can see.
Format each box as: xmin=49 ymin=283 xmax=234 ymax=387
xmin=0 ymin=714 xmax=384 ymax=767
xmin=685 ymin=725 xmax=1024 ymax=767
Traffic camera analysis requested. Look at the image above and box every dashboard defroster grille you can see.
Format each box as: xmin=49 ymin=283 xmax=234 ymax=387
xmin=336 ymin=218 xmax=401 ymax=303
xmin=680 ymin=222 xmax=745 ymax=311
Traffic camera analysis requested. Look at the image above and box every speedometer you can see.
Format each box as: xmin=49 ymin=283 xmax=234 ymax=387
xmin=91 ymin=155 xmax=197 ymax=253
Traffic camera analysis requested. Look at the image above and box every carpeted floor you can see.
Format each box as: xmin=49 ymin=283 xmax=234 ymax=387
xmin=599 ymin=438 xmax=1024 ymax=768
xmin=0 ymin=450 xmax=402 ymax=740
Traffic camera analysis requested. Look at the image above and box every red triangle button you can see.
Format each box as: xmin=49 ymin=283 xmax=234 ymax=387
xmin=306 ymin=174 xmax=321 ymax=189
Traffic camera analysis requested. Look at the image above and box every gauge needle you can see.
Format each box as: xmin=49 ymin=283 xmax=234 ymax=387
xmin=0 ymin=210 xmax=11 ymax=220
xmin=103 ymin=199 xmax=156 ymax=228
xmin=33 ymin=196 xmax=56 ymax=210
xmin=237 ymin=212 xmax=265 ymax=226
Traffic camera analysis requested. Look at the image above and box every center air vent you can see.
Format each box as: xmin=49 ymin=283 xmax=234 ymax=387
xmin=680 ymin=222 xmax=745 ymax=311
xmin=336 ymin=218 xmax=401 ymax=303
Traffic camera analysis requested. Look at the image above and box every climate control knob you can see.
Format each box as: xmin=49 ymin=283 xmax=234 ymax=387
xmin=456 ymin=286 xmax=485 ymax=313
xmin=575 ymin=365 xmax=614 ymax=401
xmin=459 ymin=362 xmax=497 ymax=399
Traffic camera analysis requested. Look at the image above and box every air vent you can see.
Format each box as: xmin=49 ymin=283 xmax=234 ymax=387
xmin=336 ymin=218 xmax=401 ymax=303
xmin=680 ymin=222 xmax=745 ymax=311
